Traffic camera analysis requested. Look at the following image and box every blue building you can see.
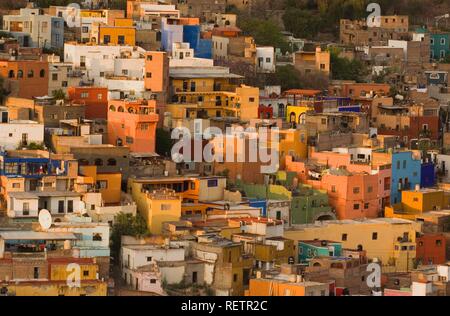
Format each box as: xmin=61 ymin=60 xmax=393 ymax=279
xmin=390 ymin=151 xmax=422 ymax=204
xmin=248 ymin=199 xmax=267 ymax=217
xmin=421 ymin=161 xmax=436 ymax=188
xmin=298 ymin=240 xmax=342 ymax=263
xmin=183 ymin=25 xmax=212 ymax=59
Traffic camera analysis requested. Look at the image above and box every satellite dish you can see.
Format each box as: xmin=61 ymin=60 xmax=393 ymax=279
xmin=39 ymin=209 xmax=52 ymax=230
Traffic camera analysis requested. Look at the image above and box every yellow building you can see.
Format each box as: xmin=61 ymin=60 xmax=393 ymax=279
xmin=278 ymin=129 xmax=308 ymax=164
xmin=385 ymin=189 xmax=450 ymax=220
xmin=139 ymin=189 xmax=182 ymax=234
xmin=284 ymin=218 xmax=421 ymax=272
xmin=294 ymin=47 xmax=330 ymax=75
xmin=169 ymin=71 xmax=259 ymax=120
xmin=90 ymin=21 xmax=136 ymax=45
xmin=2 ymin=280 xmax=107 ymax=296
xmin=78 ymin=166 xmax=122 ymax=204
xmin=286 ymin=105 xmax=310 ymax=125
xmin=50 ymin=262 xmax=99 ymax=281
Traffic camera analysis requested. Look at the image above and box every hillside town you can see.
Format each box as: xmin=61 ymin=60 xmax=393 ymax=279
xmin=1 ymin=0 xmax=450 ymax=297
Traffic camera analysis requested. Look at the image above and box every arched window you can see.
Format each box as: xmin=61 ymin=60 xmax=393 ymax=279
xmin=107 ymin=158 xmax=117 ymax=166
xmin=118 ymin=106 xmax=124 ymax=112
xmin=17 ymin=70 xmax=23 ymax=78
xmin=94 ymin=158 xmax=103 ymax=166
xmin=27 ymin=70 xmax=34 ymax=78
xmin=8 ymin=70 xmax=15 ymax=78
xmin=40 ymin=69 xmax=45 ymax=78
xmin=78 ymin=159 xmax=89 ymax=166
xmin=109 ymin=105 xmax=116 ymax=111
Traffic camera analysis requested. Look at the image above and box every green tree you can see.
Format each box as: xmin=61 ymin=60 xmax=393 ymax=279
xmin=110 ymin=213 xmax=149 ymax=258
xmin=52 ymin=89 xmax=66 ymax=100
xmin=239 ymin=18 xmax=290 ymax=53
xmin=156 ymin=128 xmax=175 ymax=157
xmin=330 ymin=48 xmax=368 ymax=81
xmin=283 ymin=9 xmax=322 ymax=39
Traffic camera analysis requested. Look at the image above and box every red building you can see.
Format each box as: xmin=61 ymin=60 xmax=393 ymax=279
xmin=416 ymin=234 xmax=447 ymax=265
xmin=67 ymin=87 xmax=109 ymax=119
xmin=258 ymin=105 xmax=273 ymax=119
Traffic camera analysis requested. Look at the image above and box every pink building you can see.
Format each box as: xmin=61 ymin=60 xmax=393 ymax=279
xmin=285 ymin=152 xmax=391 ymax=219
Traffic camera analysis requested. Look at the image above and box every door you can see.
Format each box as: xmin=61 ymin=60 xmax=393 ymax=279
xmin=192 ymin=272 xmax=197 ymax=284
xmin=58 ymin=200 xmax=64 ymax=213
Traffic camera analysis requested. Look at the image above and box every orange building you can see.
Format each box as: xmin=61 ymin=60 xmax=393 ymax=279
xmin=67 ymin=87 xmax=109 ymax=119
xmin=0 ymin=59 xmax=49 ymax=99
xmin=107 ymin=99 xmax=159 ymax=153
xmin=144 ymin=51 xmax=169 ymax=93
xmin=246 ymin=278 xmax=329 ymax=296
xmin=285 ymin=156 xmax=380 ymax=219
xmin=416 ymin=234 xmax=447 ymax=266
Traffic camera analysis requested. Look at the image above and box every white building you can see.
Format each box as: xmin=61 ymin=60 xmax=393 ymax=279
xmin=170 ymin=42 xmax=213 ymax=68
xmin=122 ymin=244 xmax=186 ymax=285
xmin=64 ymin=43 xmax=148 ymax=98
xmin=2 ymin=8 xmax=65 ymax=48
xmin=256 ymin=46 xmax=276 ymax=73
xmin=267 ymin=200 xmax=291 ymax=225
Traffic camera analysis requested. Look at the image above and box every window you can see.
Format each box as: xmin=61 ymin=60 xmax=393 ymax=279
xmin=353 ymin=187 xmax=360 ymax=194
xmin=147 ymin=55 xmax=153 ymax=61
xmin=150 ymin=279 xmax=156 ymax=284
xmin=122 ymin=69 xmax=128 ymax=75
xmin=372 ymin=232 xmax=378 ymax=240
xmin=97 ymin=180 xmax=108 ymax=189
xmin=27 ymin=70 xmax=34 ymax=78
xmin=94 ymin=158 xmax=103 ymax=166
xmin=342 ymin=233 xmax=348 ymax=241
xmin=118 ymin=35 xmax=125 ymax=44
xmin=413 ymin=197 xmax=419 ymax=202
xmin=146 ymin=256 xmax=152 ymax=262
xmin=103 ymin=35 xmax=110 ymax=44
xmin=92 ymin=233 xmax=102 ymax=241
xmin=161 ymin=204 xmax=171 ymax=211
xmin=397 ymin=161 xmax=400 ymax=169
xmin=368 ymin=186 xmax=373 ymax=193
xmin=67 ymin=200 xmax=73 ymax=213
xmin=233 ymin=274 xmax=238 ymax=282
xmin=107 ymin=158 xmax=117 ymax=166
xmin=441 ymin=38 xmax=446 ymax=45
xmin=207 ymin=179 xmax=218 ymax=187
xmin=249 ymin=97 xmax=255 ymax=102
xmin=403 ymin=160 xmax=406 ymax=169
xmin=34 ymin=267 xmax=39 ymax=279
xmin=126 ymin=136 xmax=134 ymax=144
xmin=83 ymin=270 xmax=89 ymax=277
xmin=12 ymin=183 xmax=20 ymax=188
xmin=97 ymin=94 xmax=103 ymax=100
xmin=81 ymin=92 xmax=89 ymax=99
xmin=353 ymin=204 xmax=360 ymax=210
xmin=23 ymin=202 xmax=30 ymax=215
xmin=146 ymin=72 xmax=152 ymax=78
xmin=436 ymin=239 xmax=442 ymax=246
xmin=17 ymin=70 xmax=23 ymax=78
xmin=364 ymin=203 xmax=369 ymax=209
xmin=321 ymin=118 xmax=327 ymax=124
xmin=331 ymin=185 xmax=336 ymax=193
xmin=58 ymin=200 xmax=64 ymax=213
xmin=40 ymin=69 xmax=45 ymax=78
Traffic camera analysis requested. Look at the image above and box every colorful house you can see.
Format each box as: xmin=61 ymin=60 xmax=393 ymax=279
xmin=390 ymin=151 xmax=422 ymax=205
xmin=107 ymin=99 xmax=159 ymax=153
xmin=298 ymin=240 xmax=342 ymax=263
xmin=67 ymin=87 xmax=109 ymax=120
xmin=385 ymin=189 xmax=450 ymax=220
xmin=421 ymin=161 xmax=436 ymax=188
xmin=430 ymin=33 xmax=450 ymax=60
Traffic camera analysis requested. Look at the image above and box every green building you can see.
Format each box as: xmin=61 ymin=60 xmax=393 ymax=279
xmin=240 ymin=171 xmax=336 ymax=225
